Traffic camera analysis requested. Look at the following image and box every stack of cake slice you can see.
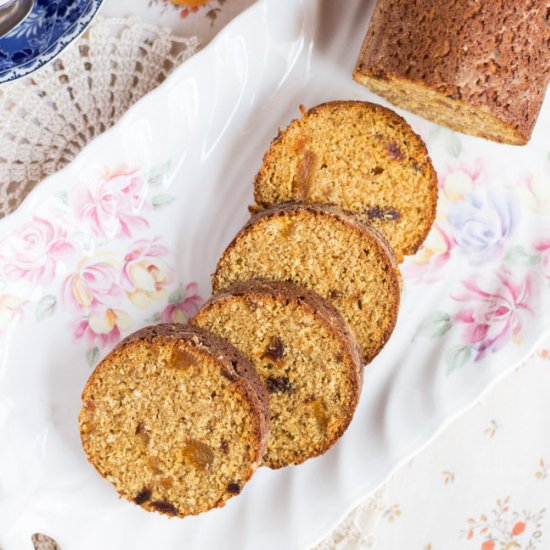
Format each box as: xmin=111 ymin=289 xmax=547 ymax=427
xmin=79 ymin=100 xmax=437 ymax=518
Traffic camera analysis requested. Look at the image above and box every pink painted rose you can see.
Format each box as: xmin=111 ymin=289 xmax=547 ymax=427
xmin=438 ymin=159 xmax=485 ymax=203
xmin=73 ymin=165 xmax=149 ymax=239
xmin=534 ymin=239 xmax=550 ymax=280
xmin=0 ymin=294 xmax=25 ymax=331
xmin=160 ymin=282 xmax=203 ymax=323
xmin=122 ymin=238 xmax=172 ymax=308
xmin=73 ymin=306 xmax=131 ymax=347
xmin=0 ymin=217 xmax=76 ymax=284
xmin=63 ymin=257 xmax=123 ymax=313
xmin=403 ymin=223 xmax=454 ymax=284
xmin=453 ymin=269 xmax=539 ymax=360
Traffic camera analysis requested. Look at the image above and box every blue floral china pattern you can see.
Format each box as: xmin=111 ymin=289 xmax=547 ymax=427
xmin=0 ymin=0 xmax=103 ymax=83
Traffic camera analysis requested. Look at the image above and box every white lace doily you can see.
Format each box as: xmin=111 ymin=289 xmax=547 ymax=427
xmin=0 ymin=16 xmax=198 ymax=218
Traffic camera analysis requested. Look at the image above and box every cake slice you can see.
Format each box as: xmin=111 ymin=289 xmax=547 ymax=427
xmin=79 ymin=323 xmax=269 ymax=518
xmin=253 ymin=101 xmax=438 ymax=260
xmin=212 ymin=203 xmax=401 ymax=363
xmin=194 ymin=280 xmax=362 ymax=468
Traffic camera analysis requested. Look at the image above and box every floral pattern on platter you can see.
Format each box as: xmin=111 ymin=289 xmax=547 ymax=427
xmin=402 ymin=223 xmax=454 ymax=284
xmin=0 ymin=161 xmax=201 ymax=367
xmin=461 ymin=497 xmax=545 ymax=550
xmin=416 ymin=268 xmax=540 ymax=374
xmin=0 ymin=216 xmax=77 ymax=285
xmin=447 ymin=188 xmax=518 ymax=264
xmin=72 ymin=165 xmax=150 ymax=240
xmin=148 ymin=282 xmax=203 ymax=324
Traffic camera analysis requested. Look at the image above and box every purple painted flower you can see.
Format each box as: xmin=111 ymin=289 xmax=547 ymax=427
xmin=453 ymin=269 xmax=539 ymax=360
xmin=447 ymin=188 xmax=517 ymax=263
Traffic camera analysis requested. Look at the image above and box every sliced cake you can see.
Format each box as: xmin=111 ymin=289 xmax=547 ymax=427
xmin=194 ymin=280 xmax=362 ymax=469
xmin=212 ymin=203 xmax=401 ymax=364
xmin=253 ymin=101 xmax=438 ymax=260
xmin=353 ymin=0 xmax=550 ymax=145
xmin=79 ymin=323 xmax=269 ymax=518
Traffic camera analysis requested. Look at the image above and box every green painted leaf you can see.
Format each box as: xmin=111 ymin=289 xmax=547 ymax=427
xmin=446 ymin=344 xmax=473 ymax=375
xmin=146 ymin=312 xmax=162 ymax=323
xmin=428 ymin=126 xmax=441 ymax=141
xmin=504 ymin=246 xmax=540 ymax=267
xmin=168 ymin=285 xmax=185 ymax=304
xmin=86 ymin=347 xmax=100 ymax=367
xmin=148 ymin=161 xmax=172 ymax=187
xmin=447 ymin=133 xmax=462 ymax=158
xmin=151 ymin=194 xmax=175 ymax=209
xmin=56 ymin=191 xmax=68 ymax=204
xmin=414 ymin=311 xmax=453 ymax=340
xmin=36 ymin=295 xmax=57 ymax=321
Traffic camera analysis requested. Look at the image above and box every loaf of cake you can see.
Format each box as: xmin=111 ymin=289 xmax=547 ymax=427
xmin=353 ymin=0 xmax=550 ymax=145
xmin=79 ymin=323 xmax=269 ymax=518
xmin=212 ymin=203 xmax=401 ymax=364
xmin=194 ymin=280 xmax=362 ymax=468
xmin=253 ymin=101 xmax=438 ymax=259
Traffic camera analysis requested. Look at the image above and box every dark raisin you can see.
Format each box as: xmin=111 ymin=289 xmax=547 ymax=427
xmin=365 ymin=206 xmax=401 ymax=221
xmin=266 ymin=376 xmax=293 ymax=394
xmin=263 ymin=336 xmax=286 ymax=361
xmin=386 ymin=142 xmax=404 ymax=160
xmin=371 ymin=166 xmax=384 ymax=175
xmin=134 ymin=487 xmax=152 ymax=505
xmin=135 ymin=422 xmax=150 ymax=445
xmin=220 ymin=440 xmax=229 ymax=454
xmin=151 ymin=500 xmax=178 ymax=516
xmin=221 ymin=369 xmax=237 ymax=382
xmin=226 ymin=482 xmax=241 ymax=495
xmin=411 ymin=161 xmax=423 ymax=174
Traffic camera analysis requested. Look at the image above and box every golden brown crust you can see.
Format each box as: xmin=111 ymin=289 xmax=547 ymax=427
xmin=253 ymin=101 xmax=438 ymax=258
xmin=79 ymin=323 xmax=269 ymax=518
xmin=194 ymin=280 xmax=363 ymax=468
xmin=354 ymin=0 xmax=550 ymax=144
xmin=212 ymin=202 xmax=401 ymax=363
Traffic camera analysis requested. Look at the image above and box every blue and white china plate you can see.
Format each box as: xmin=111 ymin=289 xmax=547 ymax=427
xmin=0 ymin=0 xmax=103 ymax=84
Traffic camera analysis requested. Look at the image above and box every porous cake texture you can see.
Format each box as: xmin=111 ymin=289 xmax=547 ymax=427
xmin=353 ymin=0 xmax=550 ymax=145
xmin=212 ymin=203 xmax=401 ymax=364
xmin=79 ymin=323 xmax=269 ymax=518
xmin=194 ymin=280 xmax=362 ymax=468
xmin=254 ymin=101 xmax=438 ymax=259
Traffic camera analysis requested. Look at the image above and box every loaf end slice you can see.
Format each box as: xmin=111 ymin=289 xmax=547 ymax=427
xmin=79 ymin=323 xmax=269 ymax=518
